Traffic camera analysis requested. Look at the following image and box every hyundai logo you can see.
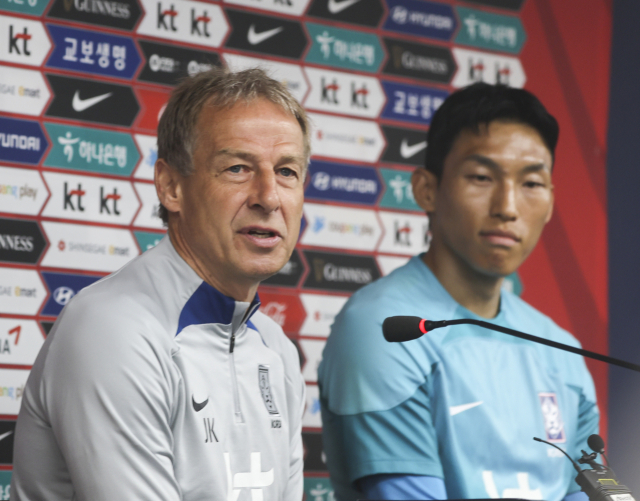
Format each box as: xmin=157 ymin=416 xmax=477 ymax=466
xmin=53 ymin=286 xmax=75 ymax=305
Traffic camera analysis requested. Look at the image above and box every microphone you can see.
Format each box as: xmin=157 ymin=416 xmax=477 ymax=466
xmin=382 ymin=316 xmax=640 ymax=373
xmin=535 ymin=436 xmax=635 ymax=501
xmin=588 ymin=434 xmax=611 ymax=467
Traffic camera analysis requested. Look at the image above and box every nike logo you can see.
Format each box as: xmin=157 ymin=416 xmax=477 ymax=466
xmin=328 ymin=0 xmax=362 ymax=14
xmin=400 ymin=139 xmax=427 ymax=159
xmin=450 ymin=401 xmax=483 ymax=416
xmin=0 ymin=431 xmax=13 ymax=442
xmin=247 ymin=24 xmax=283 ymax=45
xmin=72 ymin=91 xmax=113 ymax=112
xmin=192 ymin=395 xmax=209 ymax=412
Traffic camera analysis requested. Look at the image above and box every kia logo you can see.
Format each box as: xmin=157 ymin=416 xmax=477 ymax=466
xmin=53 ymin=286 xmax=75 ymax=305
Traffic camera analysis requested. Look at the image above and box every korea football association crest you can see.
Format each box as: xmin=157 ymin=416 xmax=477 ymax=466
xmin=539 ymin=392 xmax=565 ymax=443
xmin=258 ymin=365 xmax=279 ymax=417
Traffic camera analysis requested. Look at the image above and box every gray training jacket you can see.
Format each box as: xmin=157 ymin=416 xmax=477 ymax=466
xmin=11 ymin=236 xmax=305 ymax=501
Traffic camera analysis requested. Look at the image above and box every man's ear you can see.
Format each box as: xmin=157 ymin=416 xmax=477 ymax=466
xmin=411 ymin=168 xmax=438 ymax=213
xmin=155 ymin=159 xmax=182 ymax=215
xmin=544 ymin=185 xmax=555 ymax=224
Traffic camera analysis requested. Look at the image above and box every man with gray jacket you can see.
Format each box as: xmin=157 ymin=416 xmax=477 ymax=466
xmin=12 ymin=68 xmax=309 ymax=501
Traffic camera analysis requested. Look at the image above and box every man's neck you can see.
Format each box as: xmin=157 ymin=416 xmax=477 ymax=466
xmin=422 ymin=246 xmax=503 ymax=319
xmin=168 ymin=224 xmax=258 ymax=303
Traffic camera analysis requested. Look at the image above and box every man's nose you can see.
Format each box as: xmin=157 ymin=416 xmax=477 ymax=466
xmin=490 ymin=180 xmax=518 ymax=221
xmin=248 ymin=169 xmax=280 ymax=213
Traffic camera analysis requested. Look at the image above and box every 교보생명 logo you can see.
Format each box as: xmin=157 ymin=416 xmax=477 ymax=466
xmin=46 ymin=0 xmax=142 ymax=31
xmin=305 ymin=22 xmax=384 ymax=73
xmin=46 ymin=24 xmax=141 ymax=80
xmin=224 ymin=9 xmax=307 ymax=60
xmin=136 ymin=0 xmax=228 ymax=48
xmin=381 ymin=80 xmax=448 ymax=126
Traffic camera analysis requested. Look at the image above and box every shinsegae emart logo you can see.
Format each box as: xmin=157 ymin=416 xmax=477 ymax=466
xmin=305 ymin=22 xmax=383 ymax=73
xmin=43 ymin=123 xmax=139 ymax=176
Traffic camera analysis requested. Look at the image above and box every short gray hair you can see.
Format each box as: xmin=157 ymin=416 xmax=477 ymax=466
xmin=157 ymin=66 xmax=310 ymax=224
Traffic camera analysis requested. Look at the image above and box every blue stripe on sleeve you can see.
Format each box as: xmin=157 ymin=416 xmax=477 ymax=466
xmin=359 ymin=474 xmax=447 ymax=500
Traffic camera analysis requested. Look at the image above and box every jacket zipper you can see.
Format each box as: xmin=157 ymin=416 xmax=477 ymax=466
xmin=229 ymin=331 xmax=244 ymax=423
xmin=228 ymin=303 xmax=259 ymax=424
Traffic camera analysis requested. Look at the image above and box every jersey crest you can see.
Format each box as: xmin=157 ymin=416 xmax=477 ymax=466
xmin=539 ymin=392 xmax=565 ymax=443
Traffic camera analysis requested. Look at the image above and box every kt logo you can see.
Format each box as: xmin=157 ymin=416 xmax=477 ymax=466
xmin=321 ymin=78 xmax=339 ymax=104
xmin=9 ymin=26 xmax=31 ymax=56
xmin=351 ymin=83 xmax=368 ymax=109
xmin=64 ymin=182 xmax=85 ymax=212
xmin=191 ymin=8 xmax=211 ymax=37
xmin=157 ymin=2 xmax=178 ymax=31
xmin=100 ymin=187 xmax=121 ymax=215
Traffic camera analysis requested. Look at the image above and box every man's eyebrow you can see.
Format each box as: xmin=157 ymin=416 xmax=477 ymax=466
xmin=215 ymin=149 xmax=306 ymax=166
xmin=465 ymin=154 xmax=550 ymax=172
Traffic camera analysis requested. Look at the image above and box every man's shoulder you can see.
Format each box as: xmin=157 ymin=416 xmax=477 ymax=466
xmin=502 ymin=290 xmax=581 ymax=348
xmin=54 ymin=237 xmax=202 ymax=345
xmin=250 ymin=311 xmax=299 ymax=364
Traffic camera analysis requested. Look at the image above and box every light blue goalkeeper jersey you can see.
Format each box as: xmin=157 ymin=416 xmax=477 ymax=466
xmin=318 ymin=255 xmax=599 ymax=501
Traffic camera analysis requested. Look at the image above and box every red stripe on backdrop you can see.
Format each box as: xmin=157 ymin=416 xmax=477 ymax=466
xmin=518 ymin=0 xmax=611 ymax=438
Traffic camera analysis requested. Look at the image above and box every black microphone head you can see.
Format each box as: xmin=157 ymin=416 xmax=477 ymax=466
xmin=383 ymin=316 xmax=425 ymax=342
xmin=588 ymin=434 xmax=605 ymax=453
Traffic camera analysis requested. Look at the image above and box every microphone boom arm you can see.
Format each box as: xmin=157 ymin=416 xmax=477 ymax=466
xmin=426 ymin=319 xmax=640 ymax=373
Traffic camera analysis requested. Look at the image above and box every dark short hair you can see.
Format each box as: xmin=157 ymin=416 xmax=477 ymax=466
xmin=425 ymin=83 xmax=559 ymax=179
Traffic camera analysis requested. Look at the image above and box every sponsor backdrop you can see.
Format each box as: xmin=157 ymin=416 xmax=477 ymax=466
xmin=0 ymin=0 xmax=611 ymax=496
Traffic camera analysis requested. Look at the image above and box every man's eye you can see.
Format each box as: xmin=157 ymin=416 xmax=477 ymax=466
xmin=279 ymin=167 xmax=297 ymax=178
xmin=469 ymin=174 xmax=491 ymax=182
xmin=524 ymin=180 xmax=545 ymax=188
xmin=228 ymin=165 xmax=245 ymax=174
